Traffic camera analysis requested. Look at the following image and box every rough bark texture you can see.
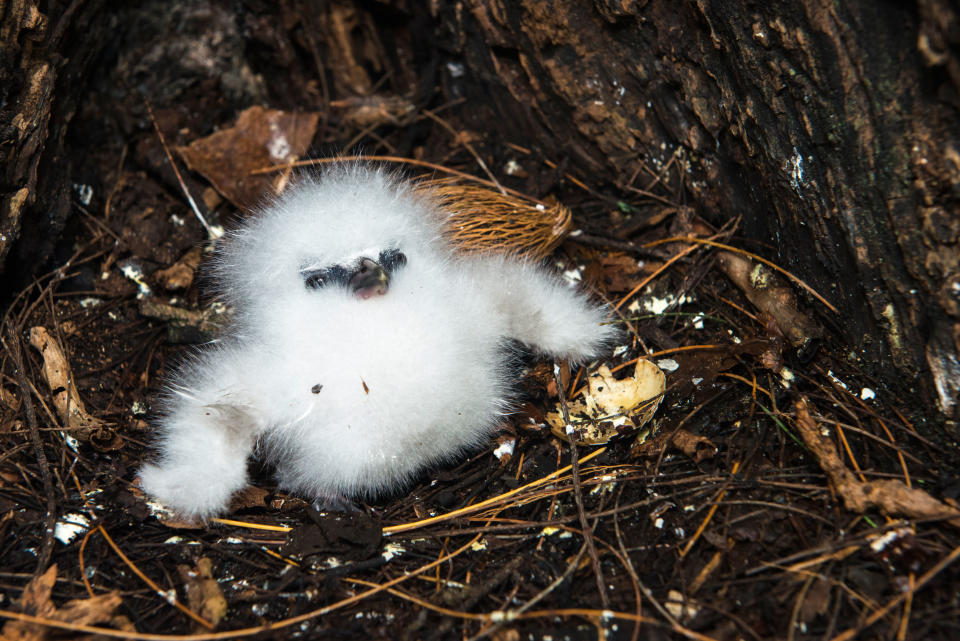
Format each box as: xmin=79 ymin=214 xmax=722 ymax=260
xmin=430 ymin=0 xmax=960 ymax=417
xmin=1 ymin=0 xmax=58 ymax=283
xmin=1 ymin=0 xmax=958 ymax=420
xmin=0 ymin=0 xmax=110 ymax=294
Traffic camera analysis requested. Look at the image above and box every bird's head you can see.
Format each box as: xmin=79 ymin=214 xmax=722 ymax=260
xmin=215 ymin=166 xmax=447 ymax=309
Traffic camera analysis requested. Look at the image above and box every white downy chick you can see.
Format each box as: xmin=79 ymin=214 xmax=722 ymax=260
xmin=140 ymin=165 xmax=616 ymax=519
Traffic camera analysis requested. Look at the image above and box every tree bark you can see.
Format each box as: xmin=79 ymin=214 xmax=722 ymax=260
xmin=1 ymin=0 xmax=108 ymax=297
xmin=426 ymin=0 xmax=960 ymax=417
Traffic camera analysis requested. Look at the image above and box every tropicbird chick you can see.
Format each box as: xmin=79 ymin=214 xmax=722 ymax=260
xmin=140 ymin=165 xmax=616 ymax=519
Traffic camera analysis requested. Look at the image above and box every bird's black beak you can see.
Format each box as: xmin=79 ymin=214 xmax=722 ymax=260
xmin=349 ymin=258 xmax=389 ymax=299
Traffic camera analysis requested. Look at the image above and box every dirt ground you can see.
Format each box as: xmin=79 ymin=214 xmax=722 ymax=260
xmin=2 ymin=5 xmax=960 ymax=640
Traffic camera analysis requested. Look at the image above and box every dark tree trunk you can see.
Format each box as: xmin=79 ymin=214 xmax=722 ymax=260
xmin=2 ymin=0 xmax=958 ymax=421
xmin=423 ymin=0 xmax=960 ymax=418
xmin=1 ymin=0 xmax=109 ymax=294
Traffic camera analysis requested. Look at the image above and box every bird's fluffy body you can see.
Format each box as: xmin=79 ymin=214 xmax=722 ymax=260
xmin=140 ymin=166 xmax=615 ymax=519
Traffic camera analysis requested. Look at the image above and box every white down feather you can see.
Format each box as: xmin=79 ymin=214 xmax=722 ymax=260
xmin=139 ymin=165 xmax=616 ymax=519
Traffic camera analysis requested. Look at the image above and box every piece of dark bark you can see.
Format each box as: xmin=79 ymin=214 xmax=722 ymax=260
xmin=1 ymin=0 xmax=108 ymax=299
xmin=426 ymin=0 xmax=960 ymax=418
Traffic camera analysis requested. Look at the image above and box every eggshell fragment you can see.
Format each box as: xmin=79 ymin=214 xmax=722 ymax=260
xmin=547 ymin=359 xmax=666 ymax=445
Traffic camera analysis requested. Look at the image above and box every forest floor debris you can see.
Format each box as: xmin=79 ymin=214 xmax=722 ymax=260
xmin=1 ymin=61 xmax=959 ymax=641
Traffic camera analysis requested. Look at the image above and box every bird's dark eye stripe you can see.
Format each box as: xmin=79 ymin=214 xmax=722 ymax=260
xmin=301 ymin=250 xmax=405 ymax=290
xmin=379 ymin=249 xmax=407 ymax=273
xmin=302 ymin=265 xmax=350 ymax=290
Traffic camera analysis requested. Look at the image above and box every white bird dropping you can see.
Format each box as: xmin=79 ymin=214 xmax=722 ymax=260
xmin=139 ymin=165 xmax=616 ymax=519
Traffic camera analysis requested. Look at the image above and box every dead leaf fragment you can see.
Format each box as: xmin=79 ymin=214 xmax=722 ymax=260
xmin=28 ymin=326 xmax=100 ymax=440
xmin=19 ymin=564 xmax=57 ymax=619
xmin=795 ymin=397 xmax=960 ymax=527
xmin=155 ymin=246 xmax=204 ymax=291
xmin=589 ymin=254 xmax=645 ymax=294
xmin=1 ymin=564 xmax=122 ymax=641
xmin=177 ymin=558 xmax=227 ymax=628
xmin=0 ymin=386 xmax=20 ymax=413
xmin=178 ymin=106 xmax=319 ymax=210
xmin=632 ymin=428 xmax=717 ymax=463
xmin=228 ymin=485 xmax=270 ymax=511
xmin=547 ymin=360 xmax=665 ymax=445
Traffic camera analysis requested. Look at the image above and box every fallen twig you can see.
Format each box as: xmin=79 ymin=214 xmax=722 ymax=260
xmin=794 ymin=397 xmax=960 ymax=527
xmin=4 ymin=327 xmax=57 ymax=574
xmin=553 ymin=364 xmax=610 ymax=610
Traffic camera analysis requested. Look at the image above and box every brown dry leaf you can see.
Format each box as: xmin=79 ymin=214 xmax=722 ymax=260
xmin=28 ymin=326 xmax=101 ymax=441
xmin=3 ymin=565 xmax=57 ymax=641
xmin=19 ymin=565 xmax=57 ymax=617
xmin=52 ymin=593 xmax=124 ymax=627
xmin=665 ymin=340 xmax=769 ymax=399
xmin=668 ymin=429 xmax=717 ymax=463
xmin=546 ymin=360 xmax=666 ymax=445
xmin=177 ymin=558 xmax=227 ymax=628
xmin=795 ymin=397 xmax=960 ymax=527
xmin=1 ymin=564 xmax=122 ymax=641
xmin=589 ymin=254 xmax=645 ymax=294
xmin=0 ymin=386 xmax=20 ymax=413
xmin=631 ymin=427 xmax=717 ymax=463
xmin=155 ymin=246 xmax=204 ymax=291
xmin=228 ymin=485 xmax=270 ymax=511
xmin=269 ymin=494 xmax=311 ymax=512
xmin=178 ymin=106 xmax=319 ymax=210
